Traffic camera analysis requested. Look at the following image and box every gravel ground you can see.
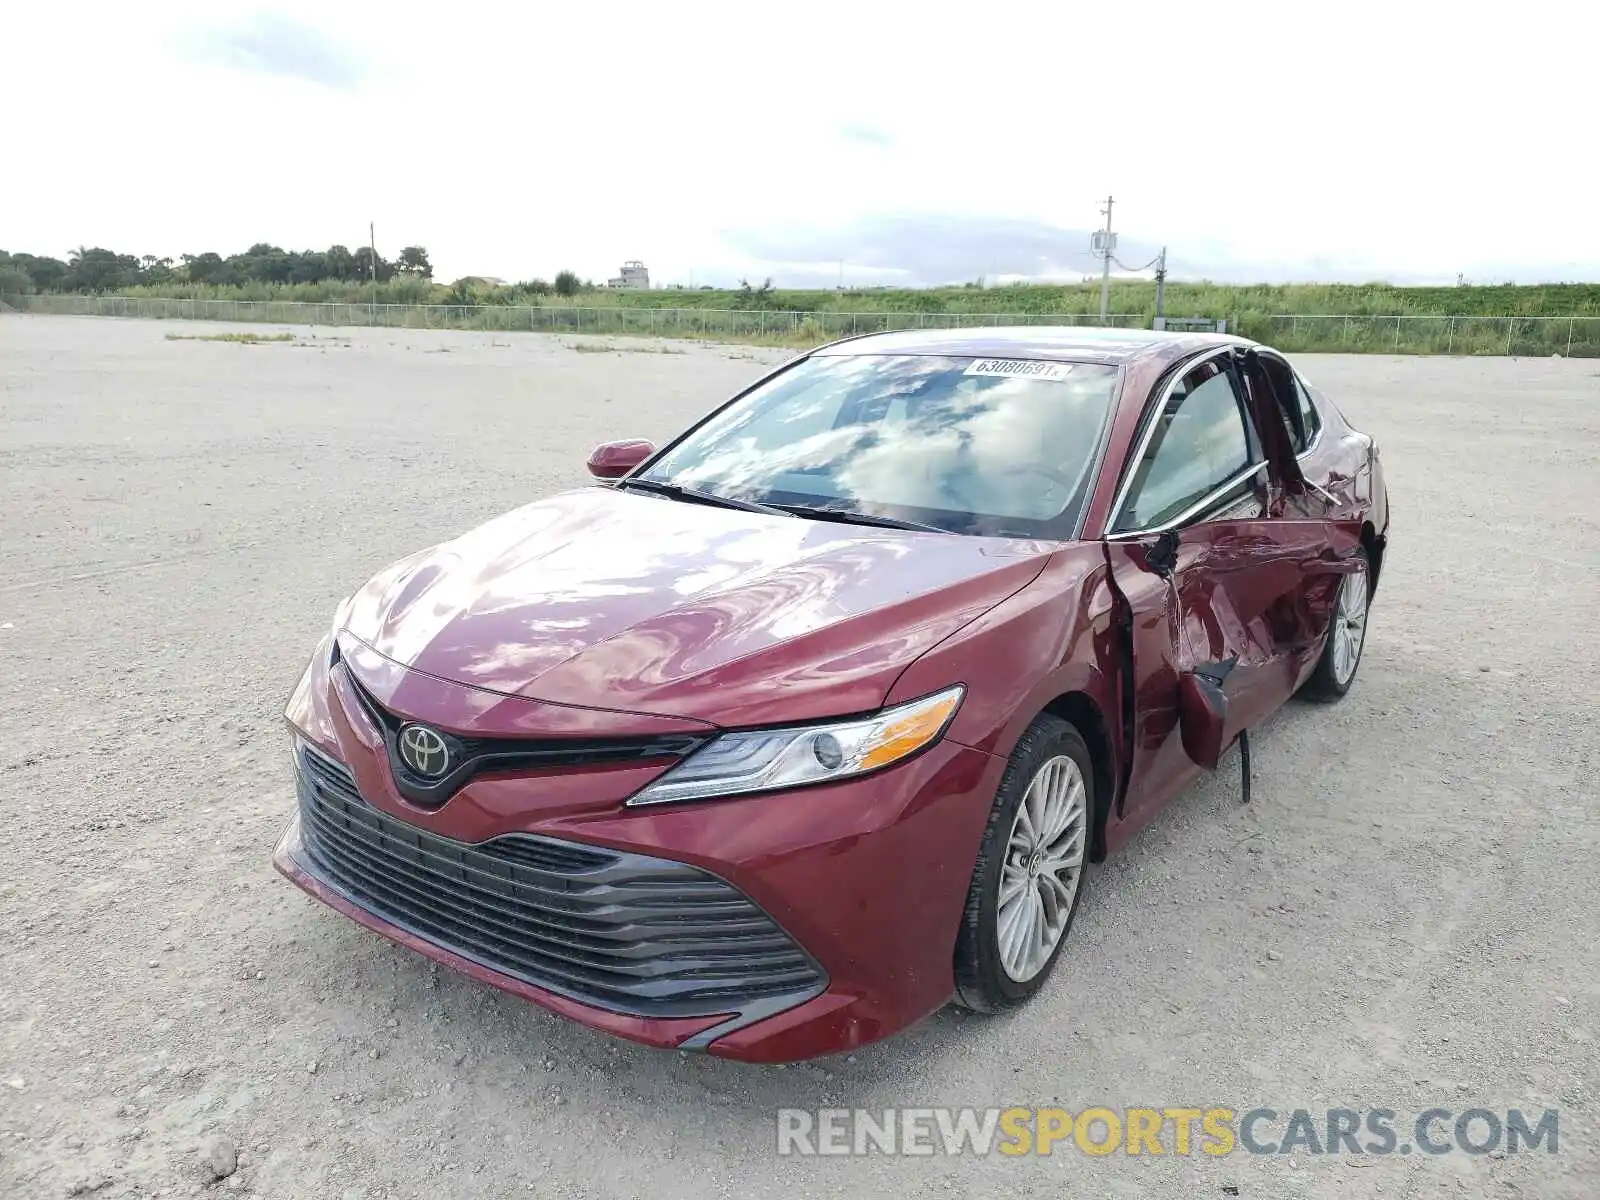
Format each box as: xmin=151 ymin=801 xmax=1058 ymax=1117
xmin=2 ymin=315 xmax=1597 ymax=1199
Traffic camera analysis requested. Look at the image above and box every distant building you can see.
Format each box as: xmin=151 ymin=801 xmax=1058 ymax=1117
xmin=607 ymin=261 xmax=649 ymax=289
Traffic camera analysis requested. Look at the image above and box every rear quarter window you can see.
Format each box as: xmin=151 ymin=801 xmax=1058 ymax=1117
xmin=1290 ymin=372 xmax=1322 ymax=452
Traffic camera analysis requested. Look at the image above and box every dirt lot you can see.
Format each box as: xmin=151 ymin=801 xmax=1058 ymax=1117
xmin=2 ymin=315 xmax=1597 ymax=1199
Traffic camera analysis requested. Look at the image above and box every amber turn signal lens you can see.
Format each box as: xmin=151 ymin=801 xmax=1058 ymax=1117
xmin=857 ymin=689 xmax=964 ymax=771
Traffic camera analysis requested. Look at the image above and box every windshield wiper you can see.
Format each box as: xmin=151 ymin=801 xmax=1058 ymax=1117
xmin=777 ymin=504 xmax=948 ymax=534
xmin=616 ymin=477 xmax=795 ymax=518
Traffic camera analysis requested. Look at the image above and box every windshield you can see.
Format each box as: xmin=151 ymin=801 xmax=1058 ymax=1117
xmin=640 ymin=354 xmax=1120 ymax=537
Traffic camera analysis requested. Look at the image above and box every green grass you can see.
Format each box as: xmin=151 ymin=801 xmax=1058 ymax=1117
xmin=18 ymin=290 xmax=1600 ymax=357
xmin=102 ymin=277 xmax=1600 ymax=320
xmin=568 ymin=340 xmax=686 ymax=355
xmin=164 ymin=330 xmax=297 ymax=344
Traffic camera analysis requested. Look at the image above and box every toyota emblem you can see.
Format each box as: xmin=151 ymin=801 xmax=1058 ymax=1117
xmin=398 ymin=724 xmax=451 ymax=778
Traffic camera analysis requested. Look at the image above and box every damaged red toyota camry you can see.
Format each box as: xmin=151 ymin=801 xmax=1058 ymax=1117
xmin=275 ymin=327 xmax=1389 ymax=1062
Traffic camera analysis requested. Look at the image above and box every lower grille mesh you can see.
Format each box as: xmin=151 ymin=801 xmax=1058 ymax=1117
xmin=293 ymin=744 xmax=824 ymax=1017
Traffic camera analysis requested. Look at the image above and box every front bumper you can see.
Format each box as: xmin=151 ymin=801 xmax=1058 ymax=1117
xmin=275 ymin=639 xmax=1004 ymax=1062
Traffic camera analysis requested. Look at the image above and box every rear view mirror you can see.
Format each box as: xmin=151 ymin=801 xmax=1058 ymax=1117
xmin=586 ymin=439 xmax=654 ymax=480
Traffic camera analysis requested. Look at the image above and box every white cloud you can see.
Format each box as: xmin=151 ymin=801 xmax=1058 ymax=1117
xmin=4 ymin=0 xmax=1596 ymax=285
xmin=180 ymin=11 xmax=369 ymax=89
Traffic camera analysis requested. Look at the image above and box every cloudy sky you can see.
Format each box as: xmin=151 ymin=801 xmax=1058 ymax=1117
xmin=5 ymin=1 xmax=1595 ymax=286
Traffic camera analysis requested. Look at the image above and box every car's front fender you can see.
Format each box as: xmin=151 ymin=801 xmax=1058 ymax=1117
xmin=885 ymin=543 xmax=1119 ymax=771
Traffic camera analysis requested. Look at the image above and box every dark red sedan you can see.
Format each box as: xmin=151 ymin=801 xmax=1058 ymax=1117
xmin=275 ymin=327 xmax=1389 ymax=1062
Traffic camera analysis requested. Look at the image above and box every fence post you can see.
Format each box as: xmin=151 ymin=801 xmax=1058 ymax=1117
xmin=1447 ymin=318 xmax=1455 ymax=354
xmin=1505 ymin=319 xmax=1516 ymax=356
xmin=1568 ymin=319 xmax=1575 ymax=358
xmin=1394 ymin=316 xmax=1401 ymax=349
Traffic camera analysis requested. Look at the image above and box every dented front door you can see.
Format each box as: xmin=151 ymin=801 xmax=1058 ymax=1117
xmin=1102 ymin=349 xmax=1359 ymax=824
xmin=1105 ymin=510 xmax=1314 ymax=821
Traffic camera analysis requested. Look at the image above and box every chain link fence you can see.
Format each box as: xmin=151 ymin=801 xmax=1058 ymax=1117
xmin=1257 ymin=313 xmax=1600 ymax=358
xmin=0 ymin=294 xmax=1144 ymax=341
xmin=5 ymin=294 xmax=1599 ymax=356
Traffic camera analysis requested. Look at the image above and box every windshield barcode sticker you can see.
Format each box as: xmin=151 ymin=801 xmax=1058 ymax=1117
xmin=963 ymin=359 xmax=1075 ymax=382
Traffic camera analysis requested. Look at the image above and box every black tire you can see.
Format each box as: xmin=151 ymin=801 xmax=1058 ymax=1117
xmin=1299 ymin=552 xmax=1371 ymax=703
xmin=953 ymin=714 xmax=1094 ymax=1013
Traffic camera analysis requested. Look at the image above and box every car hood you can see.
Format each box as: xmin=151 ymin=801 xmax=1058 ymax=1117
xmin=341 ymin=487 xmax=1057 ymax=727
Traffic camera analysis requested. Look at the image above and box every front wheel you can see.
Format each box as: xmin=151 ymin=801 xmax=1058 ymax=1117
xmin=1300 ymin=555 xmax=1370 ymax=702
xmin=954 ymin=715 xmax=1093 ymax=1013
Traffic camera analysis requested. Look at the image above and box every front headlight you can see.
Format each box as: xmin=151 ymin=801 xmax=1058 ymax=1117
xmin=626 ymin=685 xmax=965 ymax=807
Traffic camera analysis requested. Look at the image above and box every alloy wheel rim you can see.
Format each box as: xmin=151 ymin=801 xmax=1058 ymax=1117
xmin=997 ymin=755 xmax=1088 ymax=983
xmin=1331 ymin=565 xmax=1369 ymax=685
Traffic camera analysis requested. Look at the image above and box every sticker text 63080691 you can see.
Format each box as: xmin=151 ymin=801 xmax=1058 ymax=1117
xmin=963 ymin=359 xmax=1076 ymax=382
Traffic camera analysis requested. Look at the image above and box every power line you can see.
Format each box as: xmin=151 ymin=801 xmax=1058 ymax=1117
xmin=1111 ymin=252 xmax=1165 ymax=273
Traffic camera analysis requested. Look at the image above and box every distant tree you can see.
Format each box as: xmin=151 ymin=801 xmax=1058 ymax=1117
xmin=351 ymin=246 xmax=395 ymax=283
xmin=0 ymin=264 xmax=34 ymax=296
xmin=518 ymin=278 xmax=552 ymax=296
xmin=553 ymin=270 xmax=580 ymax=297
xmin=181 ymin=252 xmax=232 ymax=286
xmin=137 ymin=255 xmax=176 ymax=285
xmin=63 ymin=247 xmax=141 ymax=291
xmin=287 ymin=251 xmax=327 ymax=285
xmin=735 ymin=277 xmax=776 ymax=309
xmin=228 ymin=243 xmax=291 ymax=284
xmin=3 ymin=252 xmax=66 ymax=290
xmin=396 ymin=246 xmax=432 ymax=279
xmin=324 ymin=244 xmax=358 ymax=282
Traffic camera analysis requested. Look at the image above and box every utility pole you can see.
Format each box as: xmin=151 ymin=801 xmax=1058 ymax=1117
xmin=369 ymin=221 xmax=378 ymax=327
xmin=1154 ymin=246 xmax=1168 ymax=325
xmin=1097 ymin=195 xmax=1114 ymax=321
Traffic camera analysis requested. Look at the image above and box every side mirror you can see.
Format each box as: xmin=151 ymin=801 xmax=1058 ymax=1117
xmin=586 ymin=439 xmax=654 ymax=480
xmin=1176 ymin=673 xmax=1229 ymax=770
xmin=1177 ymin=656 xmax=1237 ymax=770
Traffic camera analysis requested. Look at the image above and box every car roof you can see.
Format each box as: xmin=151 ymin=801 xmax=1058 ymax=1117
xmin=811 ymin=324 xmax=1255 ymax=367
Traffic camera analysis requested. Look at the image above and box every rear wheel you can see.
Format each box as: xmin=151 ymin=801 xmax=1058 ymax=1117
xmin=954 ymin=716 xmax=1093 ymax=1012
xmin=1301 ymin=555 xmax=1370 ymax=702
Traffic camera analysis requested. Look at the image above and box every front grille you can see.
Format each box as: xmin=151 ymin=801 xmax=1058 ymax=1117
xmin=340 ymin=668 xmax=709 ymax=809
xmin=293 ymin=744 xmax=825 ymax=1018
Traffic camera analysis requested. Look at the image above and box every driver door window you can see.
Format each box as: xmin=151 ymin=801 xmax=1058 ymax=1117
xmin=1113 ymin=359 xmax=1255 ymax=532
